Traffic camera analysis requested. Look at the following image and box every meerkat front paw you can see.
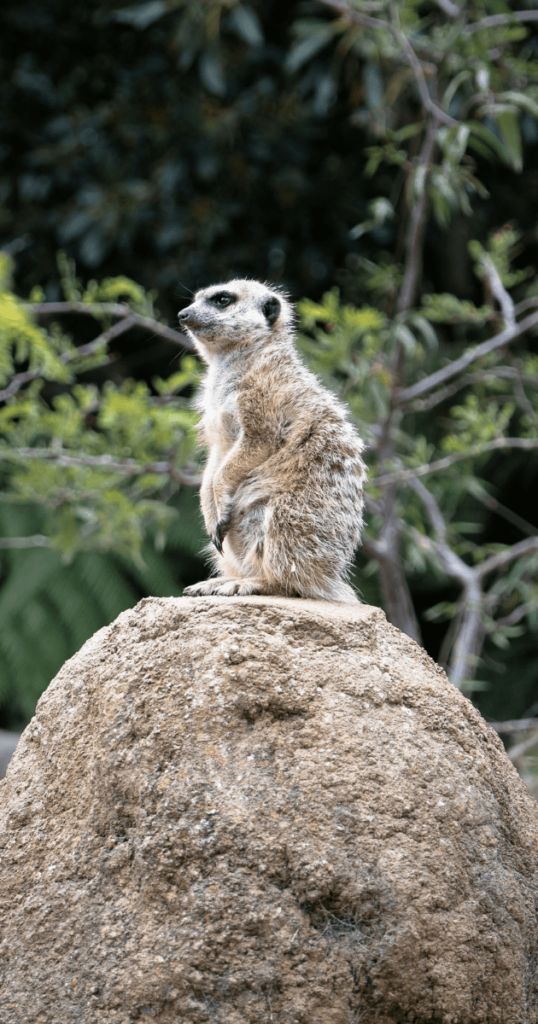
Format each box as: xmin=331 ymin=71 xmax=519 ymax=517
xmin=211 ymin=507 xmax=233 ymax=553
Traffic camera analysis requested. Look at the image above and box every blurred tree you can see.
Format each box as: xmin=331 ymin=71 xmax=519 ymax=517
xmin=0 ymin=0 xmax=375 ymax=326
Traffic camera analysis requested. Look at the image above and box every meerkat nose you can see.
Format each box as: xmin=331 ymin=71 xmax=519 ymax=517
xmin=178 ymin=307 xmax=194 ymax=324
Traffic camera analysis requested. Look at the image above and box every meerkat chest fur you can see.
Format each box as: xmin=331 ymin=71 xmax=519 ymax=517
xmin=199 ymin=343 xmax=292 ymax=456
xmin=199 ymin=355 xmax=242 ymax=454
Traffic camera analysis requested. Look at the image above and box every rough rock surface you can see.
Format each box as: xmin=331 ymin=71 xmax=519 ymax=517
xmin=1 ymin=596 xmax=538 ymax=1024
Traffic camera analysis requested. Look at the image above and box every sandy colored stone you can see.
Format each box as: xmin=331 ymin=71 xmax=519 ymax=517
xmin=0 ymin=596 xmax=537 ymax=1024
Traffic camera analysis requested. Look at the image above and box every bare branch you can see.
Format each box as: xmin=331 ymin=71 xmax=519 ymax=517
xmin=434 ymin=0 xmax=460 ymax=16
xmin=70 ymin=313 xmax=140 ymax=357
xmin=481 ymin=258 xmax=515 ymax=331
xmin=391 ymin=13 xmax=457 ymax=129
xmin=360 ymin=535 xmax=383 ymax=559
xmin=0 ymin=368 xmax=55 ymax=405
xmin=397 ymin=308 xmax=538 ymax=405
xmin=407 ymin=477 xmax=484 ymax=689
xmin=508 ymin=728 xmax=538 ymax=764
xmin=397 ymin=120 xmax=440 ymax=317
xmin=0 ymin=314 xmax=138 ymax=404
xmin=464 ymin=10 xmax=538 ymax=35
xmin=477 ymin=536 xmax=538 ymax=579
xmin=316 ymin=0 xmax=456 ymax=125
xmin=0 ymin=534 xmax=50 ymax=549
xmin=362 ymin=528 xmax=422 ymax=643
xmin=514 ymin=296 xmax=538 ymax=317
xmin=407 ymin=477 xmax=475 ymax=582
xmin=408 ymin=478 xmax=538 ymax=685
xmin=27 ymin=301 xmax=128 ymax=316
xmin=371 ymin=438 xmax=538 ymax=489
xmin=408 ymin=367 xmax=538 ymax=413
xmin=447 ymin=577 xmax=483 ymax=691
xmin=494 ymin=603 xmax=534 ymax=629
xmin=489 ymin=718 xmax=538 ymax=734
xmin=26 ymin=302 xmax=191 ymax=348
xmin=1 ymin=447 xmax=201 ymax=486
xmin=1 ymin=306 xmax=193 ymax=405
xmin=513 ymin=375 xmax=538 ymax=429
xmin=472 ymin=489 xmax=537 ymax=538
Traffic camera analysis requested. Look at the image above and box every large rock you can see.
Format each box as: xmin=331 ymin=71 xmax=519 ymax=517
xmin=1 ymin=596 xmax=537 ymax=1024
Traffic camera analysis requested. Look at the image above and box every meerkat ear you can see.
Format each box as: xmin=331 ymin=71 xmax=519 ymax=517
xmin=262 ymin=295 xmax=280 ymax=326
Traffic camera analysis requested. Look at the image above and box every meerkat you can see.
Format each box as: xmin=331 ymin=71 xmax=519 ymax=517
xmin=178 ymin=279 xmax=366 ymax=603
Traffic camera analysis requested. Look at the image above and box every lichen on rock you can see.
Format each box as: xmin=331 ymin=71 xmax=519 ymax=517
xmin=0 ymin=596 xmax=537 ymax=1024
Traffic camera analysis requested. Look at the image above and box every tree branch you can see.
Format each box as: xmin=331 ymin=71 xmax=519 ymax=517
xmin=0 ymin=534 xmax=51 ymax=549
xmin=1 ymin=447 xmax=201 ymax=486
xmin=396 ymin=120 xmax=440 ymax=317
xmin=407 ymin=367 xmax=538 ymax=413
xmin=26 ymin=301 xmax=191 ymax=348
xmin=396 ymin=308 xmax=538 ymax=405
xmin=434 ymin=0 xmax=460 ymax=16
xmin=407 ymin=477 xmax=484 ymax=688
xmin=507 ymin=728 xmax=538 ymax=764
xmin=371 ymin=438 xmax=538 ymax=488
xmin=316 ymin=0 xmax=456 ymax=125
xmin=390 ymin=13 xmax=457 ymax=129
xmin=489 ymin=718 xmax=538 ymax=734
xmin=493 ymin=603 xmax=533 ymax=629
xmin=514 ymin=296 xmax=538 ymax=317
xmin=471 ymin=489 xmax=537 ymax=539
xmin=408 ymin=477 xmax=475 ymax=582
xmin=1 ymin=307 xmax=193 ymax=405
xmin=407 ymin=477 xmax=538 ymax=685
xmin=481 ymin=258 xmax=515 ymax=331
xmin=464 ymin=10 xmax=538 ymax=35
xmin=477 ymin=536 xmax=538 ymax=579
xmin=362 ymin=530 xmax=422 ymax=643
xmin=0 ymin=314 xmax=140 ymax=404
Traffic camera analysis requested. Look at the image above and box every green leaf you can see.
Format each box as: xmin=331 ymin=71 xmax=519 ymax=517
xmin=227 ymin=5 xmax=264 ymax=47
xmin=113 ymin=2 xmax=168 ymax=30
xmin=495 ymin=110 xmax=523 ymax=172
xmin=199 ymin=50 xmax=226 ymax=97
xmin=497 ymin=91 xmax=538 ymax=121
xmin=466 ymin=120 xmax=509 ymax=163
xmin=284 ymin=25 xmax=336 ymax=73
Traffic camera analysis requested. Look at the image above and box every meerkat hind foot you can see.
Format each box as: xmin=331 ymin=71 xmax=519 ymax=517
xmin=183 ymin=577 xmax=237 ymax=597
xmin=184 ymin=576 xmax=277 ymax=598
xmin=215 ymin=576 xmax=278 ymax=597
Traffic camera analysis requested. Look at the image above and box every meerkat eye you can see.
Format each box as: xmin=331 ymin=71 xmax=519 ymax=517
xmin=208 ymin=291 xmax=236 ymax=308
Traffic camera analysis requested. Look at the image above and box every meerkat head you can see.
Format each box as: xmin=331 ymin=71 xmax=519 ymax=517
xmin=177 ymin=279 xmax=293 ymax=359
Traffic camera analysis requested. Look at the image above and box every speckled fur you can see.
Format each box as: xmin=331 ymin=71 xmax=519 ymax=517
xmin=179 ymin=279 xmax=366 ymax=602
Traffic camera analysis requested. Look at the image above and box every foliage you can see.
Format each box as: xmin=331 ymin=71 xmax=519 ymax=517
xmin=0 ymin=253 xmax=201 ymax=559
xmin=297 ymin=242 xmax=538 ymax=693
xmin=0 ymin=492 xmax=206 ymax=725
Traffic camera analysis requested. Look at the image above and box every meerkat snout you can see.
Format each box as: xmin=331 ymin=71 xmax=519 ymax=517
xmin=177 ymin=279 xmax=290 ymax=358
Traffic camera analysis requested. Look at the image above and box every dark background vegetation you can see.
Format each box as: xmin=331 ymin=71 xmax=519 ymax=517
xmin=1 ymin=0 xmax=538 ymax=729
